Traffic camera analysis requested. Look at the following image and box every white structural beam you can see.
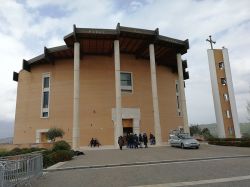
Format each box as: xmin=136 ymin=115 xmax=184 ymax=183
xmin=207 ymin=50 xmax=225 ymax=138
xmin=177 ymin=53 xmax=190 ymax=134
xmin=149 ymin=44 xmax=162 ymax=145
xmin=72 ymin=42 xmax=80 ymax=150
xmin=114 ymin=40 xmax=123 ymax=147
xmin=222 ymin=48 xmax=241 ymax=138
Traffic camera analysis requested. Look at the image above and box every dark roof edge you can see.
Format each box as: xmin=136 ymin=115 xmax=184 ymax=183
xmin=158 ymin=35 xmax=189 ymax=48
xmin=47 ymin=45 xmax=69 ymax=52
xmin=27 ymin=54 xmax=44 ymax=64
xmin=26 ymin=24 xmax=189 ymax=66
xmin=27 ymin=45 xmax=70 ymax=65
xmin=63 ymin=24 xmax=189 ymax=50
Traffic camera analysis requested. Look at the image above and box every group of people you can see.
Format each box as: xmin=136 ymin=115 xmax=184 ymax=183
xmin=89 ymin=138 xmax=101 ymax=147
xmin=118 ymin=133 xmax=155 ymax=150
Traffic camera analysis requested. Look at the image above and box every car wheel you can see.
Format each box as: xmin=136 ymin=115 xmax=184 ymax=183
xmin=181 ymin=144 xmax=184 ymax=149
xmin=196 ymin=146 xmax=199 ymax=149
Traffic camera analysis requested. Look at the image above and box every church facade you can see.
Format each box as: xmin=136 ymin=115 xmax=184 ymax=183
xmin=13 ymin=24 xmax=190 ymax=149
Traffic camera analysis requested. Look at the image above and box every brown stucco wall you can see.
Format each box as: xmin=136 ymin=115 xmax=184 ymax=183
xmin=14 ymin=59 xmax=74 ymax=144
xmin=13 ymin=53 xmax=183 ymax=145
xmin=214 ymin=49 xmax=235 ymax=137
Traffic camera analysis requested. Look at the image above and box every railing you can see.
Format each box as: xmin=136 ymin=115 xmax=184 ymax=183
xmin=0 ymin=153 xmax=43 ymax=187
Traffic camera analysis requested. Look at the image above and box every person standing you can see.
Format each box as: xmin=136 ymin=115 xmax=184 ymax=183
xmin=134 ymin=134 xmax=139 ymax=149
xmin=129 ymin=133 xmax=133 ymax=148
xmin=139 ymin=133 xmax=143 ymax=148
xmin=143 ymin=133 xmax=148 ymax=148
xmin=149 ymin=133 xmax=153 ymax=145
xmin=118 ymin=136 xmax=124 ymax=150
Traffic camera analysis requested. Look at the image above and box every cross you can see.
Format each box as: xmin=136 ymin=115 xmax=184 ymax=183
xmin=206 ymin=35 xmax=216 ymax=49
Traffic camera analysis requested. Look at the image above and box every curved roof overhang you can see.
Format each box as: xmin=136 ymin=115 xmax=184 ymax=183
xmin=22 ymin=23 xmax=189 ymax=71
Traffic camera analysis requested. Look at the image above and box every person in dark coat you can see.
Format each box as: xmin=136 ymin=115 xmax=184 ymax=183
xmin=149 ymin=133 xmax=156 ymax=145
xmin=90 ymin=138 xmax=94 ymax=147
xmin=118 ymin=136 xmax=124 ymax=150
xmin=143 ymin=133 xmax=148 ymax=148
xmin=128 ymin=133 xmax=134 ymax=148
xmin=134 ymin=134 xmax=139 ymax=149
xmin=139 ymin=133 xmax=143 ymax=148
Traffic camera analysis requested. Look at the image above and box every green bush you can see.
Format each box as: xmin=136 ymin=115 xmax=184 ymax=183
xmin=43 ymin=150 xmax=73 ymax=168
xmin=50 ymin=150 xmax=74 ymax=162
xmin=9 ymin=147 xmax=22 ymax=155
xmin=0 ymin=150 xmax=8 ymax=157
xmin=208 ymin=138 xmax=250 ymax=147
xmin=52 ymin=140 xmax=71 ymax=151
xmin=43 ymin=152 xmax=56 ymax=168
xmin=42 ymin=142 xmax=73 ymax=168
xmin=0 ymin=147 xmax=45 ymax=158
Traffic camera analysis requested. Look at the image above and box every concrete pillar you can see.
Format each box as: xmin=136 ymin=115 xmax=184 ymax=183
xmin=177 ymin=53 xmax=190 ymax=134
xmin=72 ymin=42 xmax=80 ymax=150
xmin=149 ymin=44 xmax=162 ymax=145
xmin=222 ymin=48 xmax=241 ymax=138
xmin=133 ymin=119 xmax=140 ymax=135
xmin=114 ymin=40 xmax=122 ymax=147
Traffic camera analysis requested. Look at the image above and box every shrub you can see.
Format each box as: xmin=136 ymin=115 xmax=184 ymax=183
xmin=43 ymin=150 xmax=73 ymax=168
xmin=46 ymin=128 xmax=65 ymax=142
xmin=9 ymin=147 xmax=22 ymax=155
xmin=0 ymin=147 xmax=45 ymax=158
xmin=0 ymin=150 xmax=8 ymax=157
xmin=43 ymin=153 xmax=56 ymax=168
xmin=190 ymin=125 xmax=201 ymax=136
xmin=208 ymin=138 xmax=250 ymax=147
xmin=52 ymin=140 xmax=71 ymax=151
xmin=50 ymin=150 xmax=74 ymax=162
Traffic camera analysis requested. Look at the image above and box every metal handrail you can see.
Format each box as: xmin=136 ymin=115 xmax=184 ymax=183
xmin=0 ymin=153 xmax=43 ymax=187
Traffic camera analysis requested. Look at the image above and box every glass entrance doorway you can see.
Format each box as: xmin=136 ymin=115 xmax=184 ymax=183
xmin=122 ymin=119 xmax=133 ymax=136
xmin=123 ymin=127 xmax=133 ymax=136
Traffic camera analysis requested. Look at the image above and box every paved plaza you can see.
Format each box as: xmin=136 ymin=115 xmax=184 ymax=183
xmin=33 ymin=145 xmax=250 ymax=187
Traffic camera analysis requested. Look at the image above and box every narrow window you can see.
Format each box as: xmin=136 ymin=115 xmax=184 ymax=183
xmin=176 ymin=96 xmax=180 ymax=109
xmin=223 ymin=93 xmax=229 ymax=101
xmin=175 ymin=80 xmax=181 ymax=116
xmin=226 ymin=110 xmax=231 ymax=118
xmin=228 ymin=127 xmax=234 ymax=135
xmin=221 ymin=78 xmax=227 ymax=86
xmin=218 ymin=62 xmax=224 ymax=69
xmin=41 ymin=73 xmax=50 ymax=118
xmin=121 ymin=72 xmax=132 ymax=93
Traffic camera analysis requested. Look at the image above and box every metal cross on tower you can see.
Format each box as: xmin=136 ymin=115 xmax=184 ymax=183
xmin=206 ymin=35 xmax=216 ymax=49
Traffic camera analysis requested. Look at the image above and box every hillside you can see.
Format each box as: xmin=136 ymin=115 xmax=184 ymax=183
xmin=193 ymin=123 xmax=250 ymax=136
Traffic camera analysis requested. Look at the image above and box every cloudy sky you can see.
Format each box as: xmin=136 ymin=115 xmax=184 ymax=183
xmin=0 ymin=0 xmax=249 ymax=138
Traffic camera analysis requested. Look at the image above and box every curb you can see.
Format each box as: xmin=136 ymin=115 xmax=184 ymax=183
xmin=43 ymin=154 xmax=250 ymax=172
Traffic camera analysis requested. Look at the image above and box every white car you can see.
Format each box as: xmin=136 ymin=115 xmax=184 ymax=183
xmin=169 ymin=133 xmax=200 ymax=149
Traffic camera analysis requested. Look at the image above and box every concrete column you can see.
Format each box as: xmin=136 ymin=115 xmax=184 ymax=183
xmin=114 ymin=40 xmax=122 ymax=147
xmin=133 ymin=119 xmax=140 ymax=135
xmin=222 ymin=48 xmax=241 ymax=138
xmin=72 ymin=42 xmax=80 ymax=150
xmin=149 ymin=44 xmax=162 ymax=145
xmin=177 ymin=53 xmax=190 ymax=134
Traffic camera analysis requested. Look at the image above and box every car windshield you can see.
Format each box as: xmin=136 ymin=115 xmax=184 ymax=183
xmin=178 ymin=134 xmax=192 ymax=139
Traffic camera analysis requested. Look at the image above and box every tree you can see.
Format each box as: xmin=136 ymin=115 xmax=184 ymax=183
xmin=201 ymin=128 xmax=213 ymax=140
xmin=189 ymin=125 xmax=201 ymax=136
xmin=46 ymin=128 xmax=65 ymax=142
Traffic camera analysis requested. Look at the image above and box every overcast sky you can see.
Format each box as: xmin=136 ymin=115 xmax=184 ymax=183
xmin=0 ymin=0 xmax=249 ymax=138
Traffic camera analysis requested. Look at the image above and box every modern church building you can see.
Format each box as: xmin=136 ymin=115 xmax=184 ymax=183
xmin=13 ymin=24 xmax=190 ymax=149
